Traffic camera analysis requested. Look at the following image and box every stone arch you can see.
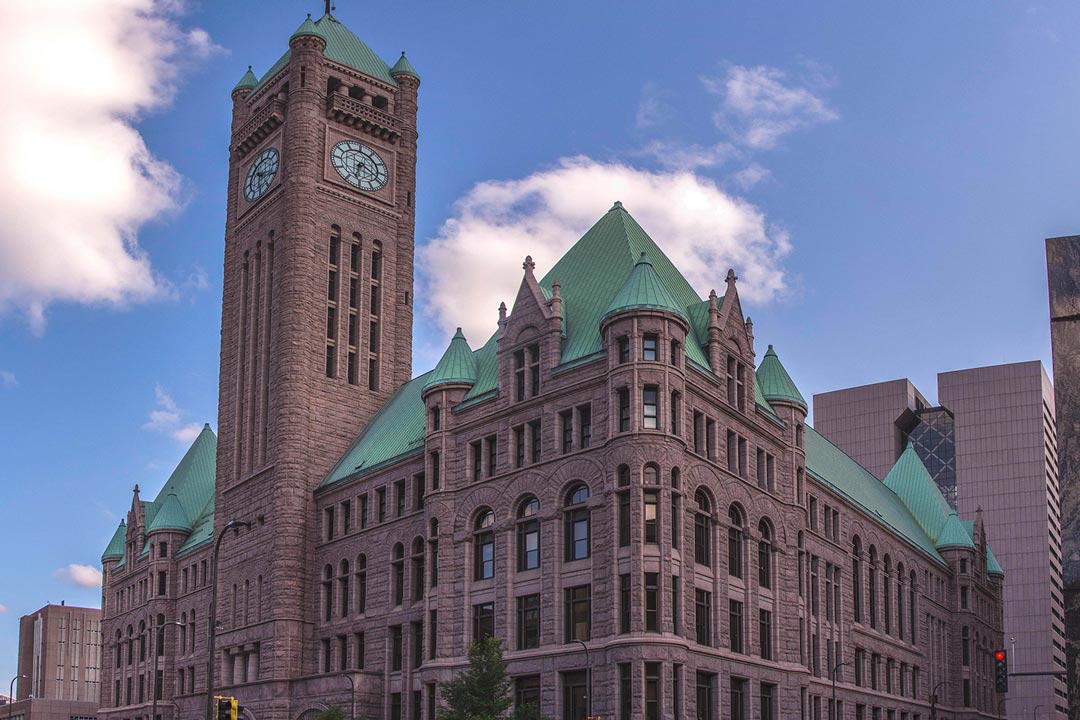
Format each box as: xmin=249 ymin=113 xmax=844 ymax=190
xmin=294 ymin=704 xmax=329 ymax=720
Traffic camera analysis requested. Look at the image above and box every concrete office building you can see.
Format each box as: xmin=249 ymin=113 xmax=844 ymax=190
xmin=815 ymin=362 xmax=1066 ymax=719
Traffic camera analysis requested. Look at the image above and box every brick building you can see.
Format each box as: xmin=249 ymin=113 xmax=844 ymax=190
xmin=98 ymin=10 xmax=1007 ymax=720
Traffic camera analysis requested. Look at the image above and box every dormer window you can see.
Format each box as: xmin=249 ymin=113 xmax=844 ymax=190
xmin=514 ymin=344 xmax=541 ymax=401
xmin=643 ymin=334 xmax=658 ymax=361
xmin=727 ymin=355 xmax=746 ymax=411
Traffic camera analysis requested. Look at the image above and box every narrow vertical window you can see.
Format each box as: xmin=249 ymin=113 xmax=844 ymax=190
xmin=618 ymin=336 xmax=630 ymax=363
xmin=644 ymin=572 xmax=659 ymax=632
xmin=643 ymin=333 xmax=658 ymax=361
xmin=670 ymin=391 xmax=681 ymax=434
xmin=473 ymin=511 xmax=495 ymax=580
xmin=618 ymin=388 xmax=630 ymax=432
xmin=577 ymin=404 xmax=592 ymax=448
xmin=643 ymin=385 xmax=658 ymax=429
xmin=643 ymin=489 xmax=659 ymax=543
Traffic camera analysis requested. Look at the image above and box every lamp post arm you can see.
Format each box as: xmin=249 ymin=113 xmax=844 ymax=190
xmin=206 ymin=520 xmax=251 ymax=720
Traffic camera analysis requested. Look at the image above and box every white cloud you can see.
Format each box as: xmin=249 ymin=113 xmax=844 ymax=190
xmin=730 ymin=163 xmax=772 ymax=190
xmin=144 ymin=384 xmax=203 ymax=442
xmin=0 ymin=371 xmax=15 ymax=387
xmin=703 ymin=63 xmax=838 ymax=149
xmin=0 ymin=0 xmax=219 ymax=332
xmin=639 ymin=140 xmax=738 ymax=172
xmin=419 ymin=156 xmax=791 ymax=345
xmin=0 ymin=604 xmax=8 ymax=614
xmin=55 ymin=564 xmax=103 ymax=589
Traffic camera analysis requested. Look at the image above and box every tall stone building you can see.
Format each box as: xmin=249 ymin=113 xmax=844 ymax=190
xmin=1047 ymin=234 xmax=1080 ymax=719
xmin=815 ymin=362 xmax=1066 ymax=719
xmin=6 ymin=603 xmax=101 ymax=720
xmin=99 ymin=10 xmax=1007 ymax=720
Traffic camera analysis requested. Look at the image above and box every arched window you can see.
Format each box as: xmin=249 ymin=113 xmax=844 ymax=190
xmin=728 ymin=505 xmax=745 ymax=579
xmin=896 ymin=562 xmax=905 ymax=639
xmin=179 ymin=613 xmax=187 ymax=656
xmin=411 ymin=537 xmax=426 ymax=602
xmin=694 ymin=490 xmax=712 ymax=567
xmin=757 ymin=519 xmax=773 ymax=589
xmin=138 ymin=620 xmax=146 ymax=662
xmin=883 ymin=554 xmax=892 ymax=633
xmin=564 ymin=484 xmax=591 ymax=561
xmin=474 ymin=510 xmax=495 ymax=580
xmin=392 ymin=543 xmax=405 ymax=604
xmin=126 ymin=625 xmax=133 ymax=666
xmin=339 ymin=559 xmax=350 ymax=617
xmin=517 ymin=497 xmax=540 ymax=571
xmin=908 ymin=570 xmax=917 ymax=643
xmin=428 ymin=521 xmax=440 ymax=588
xmin=356 ymin=554 xmax=368 ymax=613
xmin=868 ymin=546 xmax=879 ymax=629
xmin=322 ymin=564 xmax=333 ymax=622
xmin=852 ymin=536 xmax=863 ymax=623
xmin=617 ymin=465 xmax=631 ymax=487
xmin=643 ymin=464 xmax=659 ymax=485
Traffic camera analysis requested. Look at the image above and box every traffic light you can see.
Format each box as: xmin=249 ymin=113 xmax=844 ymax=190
xmin=215 ymin=696 xmax=238 ymax=720
xmin=994 ymin=650 xmax=1008 ymax=692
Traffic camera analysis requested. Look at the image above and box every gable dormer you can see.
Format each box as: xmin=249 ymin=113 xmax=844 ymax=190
xmin=497 ymin=256 xmax=563 ymax=404
xmin=708 ymin=270 xmax=757 ymax=412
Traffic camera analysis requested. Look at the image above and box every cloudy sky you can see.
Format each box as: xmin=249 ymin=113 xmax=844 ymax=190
xmin=1 ymin=0 xmax=1077 ymax=685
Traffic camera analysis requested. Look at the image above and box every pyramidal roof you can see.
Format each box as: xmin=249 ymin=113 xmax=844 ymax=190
xmin=423 ymin=328 xmax=476 ymax=391
xmin=603 ymin=251 xmax=688 ymax=324
xmin=883 ymin=443 xmax=954 ymax=542
xmin=252 ymin=13 xmax=397 ymax=94
xmin=936 ymin=510 xmax=975 ymax=550
xmin=102 ymin=521 xmax=126 ymax=561
xmin=755 ymin=345 xmax=807 ymax=408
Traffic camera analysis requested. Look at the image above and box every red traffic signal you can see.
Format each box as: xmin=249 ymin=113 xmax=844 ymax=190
xmin=995 ymin=651 xmax=1005 ymax=662
xmin=994 ymin=650 xmax=1008 ymax=692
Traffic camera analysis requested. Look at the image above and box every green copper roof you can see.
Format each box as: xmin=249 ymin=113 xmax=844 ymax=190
xmin=149 ymin=493 xmax=193 ymax=533
xmin=233 ymin=66 xmax=258 ymax=92
xmin=391 ymin=52 xmax=419 ymax=79
xmin=755 ymin=345 xmax=807 ymax=408
xmin=936 ymin=511 xmax=975 ymax=550
xmin=423 ymin=328 xmax=476 ymax=391
xmin=602 ymin=252 xmax=689 ymax=324
xmin=986 ymin=546 xmax=1004 ymax=576
xmin=321 ymin=369 xmax=434 ymax=489
xmin=102 ymin=521 xmax=126 ymax=561
xmin=177 ymin=509 xmax=214 ymax=558
xmin=805 ymin=427 xmax=945 ymax=565
xmin=253 ymin=13 xmax=398 ymax=94
xmin=883 ymin=443 xmax=954 ymax=543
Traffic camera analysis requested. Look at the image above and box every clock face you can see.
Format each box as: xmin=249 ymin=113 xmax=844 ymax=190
xmin=243 ymin=148 xmax=279 ymax=201
xmin=330 ymin=141 xmax=388 ymax=191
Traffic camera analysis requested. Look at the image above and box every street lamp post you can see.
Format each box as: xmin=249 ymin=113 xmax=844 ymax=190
xmin=336 ymin=673 xmax=356 ymax=720
xmin=206 ymin=519 xmax=252 ymax=720
xmin=572 ymin=640 xmax=590 ymax=719
xmin=8 ymin=675 xmax=27 ymax=720
xmin=929 ymin=680 xmax=949 ymax=720
xmin=151 ymin=620 xmax=184 ymax=720
xmin=830 ymin=661 xmax=851 ymax=720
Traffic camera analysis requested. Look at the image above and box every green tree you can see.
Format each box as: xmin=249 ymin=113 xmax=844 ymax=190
xmin=313 ymin=705 xmax=366 ymax=720
xmin=438 ymin=636 xmax=514 ymax=720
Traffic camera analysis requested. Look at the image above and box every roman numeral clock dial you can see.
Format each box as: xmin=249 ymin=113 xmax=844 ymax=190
xmin=243 ymin=148 xmax=279 ymax=201
xmin=330 ymin=140 xmax=389 ymax=192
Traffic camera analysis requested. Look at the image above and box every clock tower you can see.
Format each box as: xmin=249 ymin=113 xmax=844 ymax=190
xmin=214 ymin=11 xmax=418 ymax=708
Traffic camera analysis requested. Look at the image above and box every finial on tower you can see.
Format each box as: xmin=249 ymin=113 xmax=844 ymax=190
xmin=523 ymin=255 xmax=535 ymax=274
xmin=324 ymin=0 xmax=333 ymax=15
xmin=726 ymin=268 xmax=738 ymax=285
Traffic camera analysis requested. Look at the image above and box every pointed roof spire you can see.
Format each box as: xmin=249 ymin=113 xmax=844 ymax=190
xmin=391 ymin=51 xmax=420 ymax=80
xmin=423 ymin=328 xmax=477 ymax=391
xmin=602 ymin=252 xmax=688 ymax=325
xmin=755 ymin=345 xmax=807 ymax=408
xmin=148 ymin=493 xmax=193 ymax=534
xmin=101 ymin=521 xmax=127 ymax=561
xmin=232 ymin=65 xmax=258 ymax=93
xmin=883 ymin=443 xmax=954 ymax=542
xmin=291 ymin=13 xmax=319 ymax=39
xmin=936 ymin=510 xmax=975 ymax=550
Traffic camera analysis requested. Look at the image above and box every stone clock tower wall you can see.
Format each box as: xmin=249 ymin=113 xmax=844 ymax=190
xmin=213 ymin=18 xmax=417 ymax=713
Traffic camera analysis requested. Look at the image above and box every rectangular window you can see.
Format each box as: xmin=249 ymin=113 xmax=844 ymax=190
xmin=706 ymin=419 xmax=716 ymax=460
xmin=645 ymin=572 xmax=659 ymax=632
xmin=564 ymin=585 xmax=591 ymax=642
xmin=412 ymin=622 xmax=423 ymax=670
xmin=645 ymin=662 xmax=661 ymax=720
xmin=431 ymin=405 xmax=441 ymax=431
xmin=395 ymin=479 xmax=405 ymax=517
xmin=324 ymin=507 xmax=336 ymax=541
xmin=737 ymin=437 xmax=747 ymax=476
xmin=618 ymin=388 xmax=631 ymax=432
xmin=342 ymin=500 xmax=352 ymax=534
xmin=390 ymin=626 xmax=402 ymax=671
xmin=359 ymin=494 xmax=369 ymax=528
xmin=760 ymin=683 xmax=777 ymax=720
xmin=643 ymin=333 xmax=658 ymax=361
xmin=514 ymin=426 xmax=525 ymax=468
xmin=729 ymin=599 xmax=743 ymax=653
xmin=529 ymin=420 xmax=541 ymax=463
xmin=671 ymin=494 xmax=681 ymax=549
xmin=471 ymin=441 xmax=482 ymax=482
xmin=619 ymin=491 xmax=631 ymax=547
xmin=338 ymin=635 xmax=348 ymax=672
xmin=514 ymin=349 xmax=526 ymax=401
xmin=670 ymin=391 xmax=681 ymax=434
xmin=671 ymin=575 xmax=680 ymax=634
xmin=618 ymin=336 xmax=630 ymax=363
xmin=696 ymin=672 xmax=716 ymax=720
xmin=727 ymin=431 xmax=738 ymax=472
xmin=472 ymin=602 xmax=495 ymax=642
xmin=809 ymin=496 xmax=817 ymax=530
xmin=730 ymin=677 xmax=747 ymax=720
xmin=515 ymin=675 xmax=541 ymax=717
xmin=695 ymin=589 xmax=712 ymax=646
xmin=486 ymin=434 xmax=497 ymax=476
xmin=578 ymin=404 xmax=592 ymax=448
xmin=528 ymin=344 xmax=540 ymax=396
xmin=619 ymin=663 xmax=632 ymax=720
xmin=643 ymin=385 xmax=659 ymax=429
xmin=759 ymin=609 xmax=772 ymax=659
xmin=561 ymin=411 xmax=573 ymax=453
xmin=517 ymin=594 xmax=540 ymax=650
xmin=644 ymin=489 xmax=659 ymax=543
xmin=390 ymin=693 xmax=401 ymax=720
xmin=377 ymin=487 xmax=386 ymax=522
xmin=428 ymin=610 xmax=437 ymax=660
xmin=619 ymin=574 xmax=631 ymax=634
xmin=355 ymin=632 xmax=365 ymax=669
xmin=693 ymin=411 xmax=704 ymax=454
xmin=414 ymin=474 xmax=425 ymax=511
xmin=430 ymin=451 xmax=440 ymax=490
xmin=563 ymin=670 xmax=588 ymax=720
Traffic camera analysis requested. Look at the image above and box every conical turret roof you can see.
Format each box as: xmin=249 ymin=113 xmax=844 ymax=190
xmin=391 ymin=52 xmax=419 ymax=80
xmin=936 ymin=510 xmax=975 ymax=550
xmin=423 ymin=328 xmax=477 ymax=391
xmin=148 ymin=493 xmax=193 ymax=533
xmin=232 ymin=66 xmax=258 ymax=92
xmin=602 ymin=251 xmax=688 ymax=325
xmin=986 ymin=546 xmax=1004 ymax=576
xmin=755 ymin=345 xmax=807 ymax=408
xmin=102 ymin=521 xmax=126 ymax=561
xmin=290 ymin=14 xmax=319 ymax=39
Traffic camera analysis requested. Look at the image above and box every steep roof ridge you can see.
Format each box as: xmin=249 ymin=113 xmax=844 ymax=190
xmin=882 ymin=442 xmax=954 ymax=542
xmin=150 ymin=424 xmax=217 ymax=528
xmin=755 ymin=344 xmax=807 ymax=408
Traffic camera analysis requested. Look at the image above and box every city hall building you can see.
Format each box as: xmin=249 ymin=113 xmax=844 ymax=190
xmin=98 ymin=11 xmax=1007 ymax=720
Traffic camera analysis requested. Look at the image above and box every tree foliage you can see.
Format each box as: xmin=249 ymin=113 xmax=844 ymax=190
xmin=438 ymin=636 xmax=514 ymax=720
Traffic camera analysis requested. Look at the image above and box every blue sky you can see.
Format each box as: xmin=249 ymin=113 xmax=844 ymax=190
xmin=0 ymin=0 xmax=1077 ymax=686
